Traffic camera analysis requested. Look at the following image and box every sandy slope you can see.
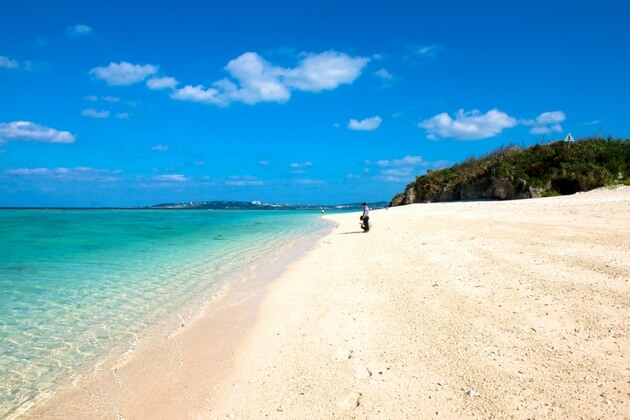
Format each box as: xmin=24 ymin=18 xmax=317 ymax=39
xmin=29 ymin=187 xmax=629 ymax=419
xmin=207 ymin=187 xmax=630 ymax=419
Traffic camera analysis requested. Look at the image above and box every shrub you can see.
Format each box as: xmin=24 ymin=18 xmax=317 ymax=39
xmin=393 ymin=137 xmax=630 ymax=204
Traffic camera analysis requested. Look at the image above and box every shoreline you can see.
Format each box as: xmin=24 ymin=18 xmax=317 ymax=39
xmin=26 ymin=188 xmax=630 ymax=418
xmin=21 ymin=218 xmax=334 ymax=419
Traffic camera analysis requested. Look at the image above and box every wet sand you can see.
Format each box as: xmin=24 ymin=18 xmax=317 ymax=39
xmin=29 ymin=187 xmax=630 ymax=419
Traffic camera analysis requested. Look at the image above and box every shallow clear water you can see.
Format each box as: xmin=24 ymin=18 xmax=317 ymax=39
xmin=0 ymin=209 xmax=327 ymax=417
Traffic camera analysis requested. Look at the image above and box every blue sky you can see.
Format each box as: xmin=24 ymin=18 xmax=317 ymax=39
xmin=1 ymin=0 xmax=628 ymax=207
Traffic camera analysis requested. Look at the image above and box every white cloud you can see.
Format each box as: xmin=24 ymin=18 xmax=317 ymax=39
xmin=348 ymin=116 xmax=382 ymax=131
xmin=375 ymin=68 xmax=394 ymax=80
xmin=521 ymin=111 xmax=565 ymax=135
xmin=147 ymin=76 xmax=179 ymax=90
xmin=6 ymin=168 xmax=50 ymax=175
xmin=96 ymin=51 xmax=367 ymax=106
xmin=374 ymin=155 xmax=425 ymax=167
xmin=223 ymin=52 xmax=291 ymax=104
xmin=5 ymin=167 xmax=122 ymax=182
xmin=154 ymin=174 xmax=188 ymax=182
xmin=535 ymin=111 xmax=565 ymax=125
xmin=257 ymin=160 xmax=271 ymax=166
xmin=90 ymin=61 xmax=158 ymax=86
xmin=372 ymin=165 xmax=416 ymax=183
xmin=283 ymin=51 xmax=369 ymax=92
xmin=0 ymin=121 xmax=75 ymax=144
xmin=380 ymin=168 xmax=414 ymax=177
xmin=170 ymin=84 xmax=227 ymax=106
xmin=226 ymin=175 xmax=264 ymax=186
xmin=289 ymin=161 xmax=314 ymax=168
xmin=373 ymin=156 xmax=421 ymax=182
xmin=115 ymin=112 xmax=130 ymax=120
xmin=152 ymin=145 xmax=170 ymax=152
xmin=362 ymin=155 xmax=449 ymax=183
xmin=84 ymin=95 xmax=121 ymax=102
xmin=67 ymin=24 xmax=94 ymax=38
xmin=0 ymin=55 xmax=19 ymax=69
xmin=419 ymin=108 xmax=517 ymax=140
xmin=415 ymin=44 xmax=443 ymax=56
xmin=529 ymin=125 xmax=563 ymax=135
xmin=294 ymin=179 xmax=325 ymax=185
xmin=82 ymin=108 xmax=110 ymax=119
xmin=171 ymin=50 xmax=369 ymax=106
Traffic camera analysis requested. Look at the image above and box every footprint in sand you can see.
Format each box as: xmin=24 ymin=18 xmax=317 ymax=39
xmin=338 ymin=391 xmax=362 ymax=410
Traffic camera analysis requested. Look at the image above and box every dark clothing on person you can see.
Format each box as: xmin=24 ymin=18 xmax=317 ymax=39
xmin=361 ymin=203 xmax=370 ymax=232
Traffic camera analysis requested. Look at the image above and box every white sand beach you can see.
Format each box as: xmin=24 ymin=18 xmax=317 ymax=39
xmin=29 ymin=187 xmax=630 ymax=419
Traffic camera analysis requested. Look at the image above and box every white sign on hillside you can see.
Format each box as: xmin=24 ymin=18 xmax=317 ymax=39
xmin=564 ymin=133 xmax=575 ymax=142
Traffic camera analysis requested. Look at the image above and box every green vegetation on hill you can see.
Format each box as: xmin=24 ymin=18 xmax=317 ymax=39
xmin=390 ymin=137 xmax=630 ymax=206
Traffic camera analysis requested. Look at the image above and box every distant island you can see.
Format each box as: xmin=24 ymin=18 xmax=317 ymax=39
xmin=146 ymin=201 xmax=389 ymax=211
xmin=390 ymin=136 xmax=630 ymax=206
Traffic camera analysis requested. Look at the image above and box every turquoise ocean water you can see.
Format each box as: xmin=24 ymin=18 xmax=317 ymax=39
xmin=0 ymin=209 xmax=329 ymax=417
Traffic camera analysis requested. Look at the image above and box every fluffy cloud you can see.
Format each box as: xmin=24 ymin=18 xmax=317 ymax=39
xmin=82 ymin=109 xmax=110 ymax=119
xmin=289 ymin=161 xmax=313 ymax=168
xmin=0 ymin=55 xmax=19 ymax=69
xmin=5 ymin=168 xmax=49 ymax=175
xmin=90 ymin=61 xmax=158 ymax=86
xmin=151 ymin=144 xmax=170 ymax=152
xmin=226 ymin=175 xmax=264 ymax=186
xmin=348 ymin=116 xmax=382 ymax=131
xmin=522 ymin=111 xmax=565 ymax=135
xmin=358 ymin=155 xmax=449 ymax=183
xmin=294 ymin=179 xmax=325 ymax=185
xmin=419 ymin=109 xmax=517 ymax=140
xmin=94 ymin=51 xmax=368 ymax=106
xmin=375 ymin=68 xmax=394 ymax=80
xmin=147 ymin=76 xmax=179 ymax=90
xmin=172 ymin=50 xmax=369 ymax=106
xmin=377 ymin=156 xmax=420 ymax=182
xmin=5 ymin=167 xmax=122 ymax=182
xmin=359 ymin=155 xmax=422 ymax=182
xmin=170 ymin=84 xmax=227 ymax=106
xmin=0 ymin=121 xmax=75 ymax=144
xmin=84 ymin=95 xmax=121 ymax=102
xmin=283 ymin=51 xmax=369 ymax=92
xmin=154 ymin=174 xmax=188 ymax=182
xmin=374 ymin=155 xmax=426 ymax=167
xmin=222 ymin=52 xmax=291 ymax=104
xmin=67 ymin=24 xmax=94 ymax=38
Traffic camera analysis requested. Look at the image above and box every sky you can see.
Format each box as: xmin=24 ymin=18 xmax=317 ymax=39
xmin=1 ymin=0 xmax=628 ymax=207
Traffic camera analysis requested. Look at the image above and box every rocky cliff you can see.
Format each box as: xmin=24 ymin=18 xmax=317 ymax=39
xmin=390 ymin=138 xmax=630 ymax=207
xmin=390 ymin=171 xmax=548 ymax=206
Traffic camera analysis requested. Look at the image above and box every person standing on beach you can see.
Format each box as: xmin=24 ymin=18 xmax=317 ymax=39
xmin=360 ymin=202 xmax=370 ymax=232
